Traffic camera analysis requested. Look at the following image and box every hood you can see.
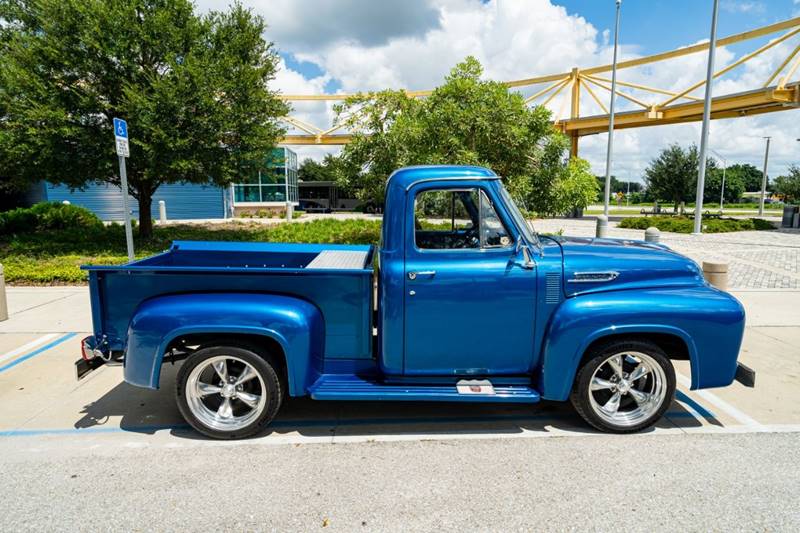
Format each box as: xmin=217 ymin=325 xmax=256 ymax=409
xmin=552 ymin=236 xmax=704 ymax=297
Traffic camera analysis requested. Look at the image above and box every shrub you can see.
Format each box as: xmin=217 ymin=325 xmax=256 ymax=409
xmin=618 ymin=216 xmax=775 ymax=233
xmin=0 ymin=202 xmax=102 ymax=235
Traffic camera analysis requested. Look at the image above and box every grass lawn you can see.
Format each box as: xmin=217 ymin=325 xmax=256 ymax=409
xmin=0 ymin=219 xmax=382 ymax=284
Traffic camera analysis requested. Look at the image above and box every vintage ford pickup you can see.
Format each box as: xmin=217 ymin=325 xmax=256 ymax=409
xmin=79 ymin=165 xmax=753 ymax=439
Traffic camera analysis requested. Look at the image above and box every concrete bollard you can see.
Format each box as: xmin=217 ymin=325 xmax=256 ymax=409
xmin=285 ymin=202 xmax=293 ymax=221
xmin=644 ymin=227 xmax=660 ymax=243
xmin=595 ymin=215 xmax=608 ymax=238
xmin=0 ymin=264 xmax=8 ymax=322
xmin=702 ymin=261 xmax=729 ymax=291
xmin=158 ymin=200 xmax=167 ymax=224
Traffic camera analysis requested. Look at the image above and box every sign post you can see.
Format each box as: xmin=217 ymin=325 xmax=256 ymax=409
xmin=113 ymin=118 xmax=134 ymax=262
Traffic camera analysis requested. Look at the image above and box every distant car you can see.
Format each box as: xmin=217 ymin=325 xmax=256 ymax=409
xmin=299 ymin=200 xmax=331 ymax=213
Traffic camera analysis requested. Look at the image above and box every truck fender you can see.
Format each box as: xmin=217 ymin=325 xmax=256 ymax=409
xmin=124 ymin=293 xmax=324 ymax=396
xmin=536 ymin=287 xmax=744 ymax=401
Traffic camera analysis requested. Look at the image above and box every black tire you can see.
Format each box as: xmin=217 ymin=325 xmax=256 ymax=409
xmin=570 ymin=339 xmax=676 ymax=434
xmin=176 ymin=345 xmax=282 ymax=439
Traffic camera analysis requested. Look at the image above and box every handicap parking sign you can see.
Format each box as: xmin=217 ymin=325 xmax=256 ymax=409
xmin=113 ymin=118 xmax=128 ymax=139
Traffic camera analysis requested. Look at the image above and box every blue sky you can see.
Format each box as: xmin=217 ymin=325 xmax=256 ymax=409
xmin=280 ymin=1 xmax=800 ymax=91
xmin=195 ymin=0 xmax=799 ymax=178
xmin=557 ymin=0 xmax=798 ymax=54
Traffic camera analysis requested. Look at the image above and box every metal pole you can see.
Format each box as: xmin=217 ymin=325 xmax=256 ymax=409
xmin=118 ymin=155 xmax=135 ymax=262
xmin=603 ymin=0 xmax=622 ymax=217
xmin=759 ymin=136 xmax=771 ymax=215
xmin=692 ymin=0 xmax=720 ymax=235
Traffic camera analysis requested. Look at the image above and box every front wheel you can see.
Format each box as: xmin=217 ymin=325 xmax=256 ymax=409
xmin=176 ymin=345 xmax=282 ymax=439
xmin=570 ymin=340 xmax=676 ymax=433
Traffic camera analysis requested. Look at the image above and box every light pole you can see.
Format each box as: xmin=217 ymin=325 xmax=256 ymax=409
xmin=603 ymin=0 xmax=622 ymax=217
xmin=693 ymin=0 xmax=720 ymax=234
xmin=710 ymin=149 xmax=727 ymax=212
xmin=759 ymin=136 xmax=771 ymax=215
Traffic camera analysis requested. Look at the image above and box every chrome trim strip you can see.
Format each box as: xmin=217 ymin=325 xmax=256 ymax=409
xmin=567 ymin=271 xmax=620 ymax=283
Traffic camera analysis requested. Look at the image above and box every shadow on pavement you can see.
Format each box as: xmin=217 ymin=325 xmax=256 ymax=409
xmin=73 ymin=363 xmax=722 ymax=439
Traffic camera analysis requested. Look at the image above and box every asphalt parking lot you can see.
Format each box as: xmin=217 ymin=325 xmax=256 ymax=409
xmin=0 ymin=282 xmax=799 ymax=530
xmin=1 ymin=221 xmax=799 ymax=530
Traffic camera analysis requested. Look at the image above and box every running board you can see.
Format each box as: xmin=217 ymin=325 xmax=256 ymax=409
xmin=308 ymin=375 xmax=540 ymax=403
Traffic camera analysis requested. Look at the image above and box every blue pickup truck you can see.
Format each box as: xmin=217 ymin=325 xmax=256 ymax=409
xmin=79 ymin=165 xmax=753 ymax=439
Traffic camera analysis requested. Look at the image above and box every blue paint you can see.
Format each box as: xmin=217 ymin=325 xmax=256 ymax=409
xmin=675 ymin=390 xmax=715 ymax=419
xmin=124 ymin=293 xmax=325 ymax=395
xmin=80 ymin=164 xmax=746 ymax=433
xmin=0 ymin=333 xmax=77 ymax=374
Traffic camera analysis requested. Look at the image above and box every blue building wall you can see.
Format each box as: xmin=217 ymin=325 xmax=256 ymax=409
xmin=44 ymin=182 xmax=227 ymax=221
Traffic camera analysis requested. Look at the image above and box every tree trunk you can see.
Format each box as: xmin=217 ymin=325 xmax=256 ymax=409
xmin=138 ymin=192 xmax=153 ymax=239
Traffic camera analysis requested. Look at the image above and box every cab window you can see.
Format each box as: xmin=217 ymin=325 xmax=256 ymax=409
xmin=414 ymin=188 xmax=511 ymax=250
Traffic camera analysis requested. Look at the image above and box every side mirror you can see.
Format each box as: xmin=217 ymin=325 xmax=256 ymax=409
xmin=516 ymin=236 xmax=535 ymax=270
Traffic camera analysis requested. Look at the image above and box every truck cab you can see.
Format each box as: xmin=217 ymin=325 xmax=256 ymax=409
xmin=80 ymin=165 xmax=751 ymax=439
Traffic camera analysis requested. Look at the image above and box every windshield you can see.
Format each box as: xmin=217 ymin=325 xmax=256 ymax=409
xmin=498 ymin=182 xmax=539 ymax=248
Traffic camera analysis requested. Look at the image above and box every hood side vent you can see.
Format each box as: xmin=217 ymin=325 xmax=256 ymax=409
xmin=546 ymin=271 xmax=561 ymax=304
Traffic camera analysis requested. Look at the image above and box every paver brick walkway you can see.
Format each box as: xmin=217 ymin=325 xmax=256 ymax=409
xmin=534 ymin=219 xmax=800 ymax=290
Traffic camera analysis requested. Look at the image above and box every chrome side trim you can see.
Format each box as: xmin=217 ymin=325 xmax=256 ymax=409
xmin=567 ymin=271 xmax=620 ymax=283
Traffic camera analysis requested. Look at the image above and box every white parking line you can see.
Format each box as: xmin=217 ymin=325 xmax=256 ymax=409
xmin=0 ymin=334 xmax=59 ymax=366
xmin=676 ymin=373 xmax=765 ymax=430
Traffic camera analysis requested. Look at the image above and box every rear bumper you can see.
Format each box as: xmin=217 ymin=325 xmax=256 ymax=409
xmin=75 ymin=335 xmax=108 ymax=380
xmin=734 ymin=362 xmax=756 ymax=388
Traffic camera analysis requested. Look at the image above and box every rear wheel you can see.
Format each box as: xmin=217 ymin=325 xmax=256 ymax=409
xmin=176 ymin=345 xmax=282 ymax=439
xmin=570 ymin=340 xmax=675 ymax=433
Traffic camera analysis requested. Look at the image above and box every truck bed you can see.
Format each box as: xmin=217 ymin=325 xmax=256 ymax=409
xmin=82 ymin=241 xmax=375 ymax=360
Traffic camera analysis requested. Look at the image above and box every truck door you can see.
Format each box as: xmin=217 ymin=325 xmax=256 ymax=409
xmin=403 ymin=184 xmax=537 ymax=375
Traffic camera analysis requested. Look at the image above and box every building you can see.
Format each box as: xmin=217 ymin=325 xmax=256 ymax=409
xmin=230 ymin=147 xmax=299 ymax=217
xmin=26 ymin=147 xmax=298 ymax=221
xmin=298 ymin=180 xmax=360 ymax=212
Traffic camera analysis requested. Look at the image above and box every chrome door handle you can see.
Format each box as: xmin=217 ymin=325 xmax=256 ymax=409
xmin=408 ymin=270 xmax=436 ymax=280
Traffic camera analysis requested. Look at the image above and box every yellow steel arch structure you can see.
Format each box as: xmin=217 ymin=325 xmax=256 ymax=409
xmin=278 ymin=16 xmax=800 ymax=155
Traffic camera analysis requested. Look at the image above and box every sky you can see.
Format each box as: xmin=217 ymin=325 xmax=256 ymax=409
xmin=196 ymin=0 xmax=800 ymax=182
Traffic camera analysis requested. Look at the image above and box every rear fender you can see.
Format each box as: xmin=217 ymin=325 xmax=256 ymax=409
xmin=124 ymin=293 xmax=324 ymax=396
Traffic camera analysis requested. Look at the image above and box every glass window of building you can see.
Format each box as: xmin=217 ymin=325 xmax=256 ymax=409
xmin=231 ymin=147 xmax=299 ymax=206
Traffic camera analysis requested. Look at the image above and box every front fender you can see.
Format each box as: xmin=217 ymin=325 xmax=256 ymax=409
xmin=537 ymin=286 xmax=745 ymax=401
xmin=124 ymin=293 xmax=324 ymax=396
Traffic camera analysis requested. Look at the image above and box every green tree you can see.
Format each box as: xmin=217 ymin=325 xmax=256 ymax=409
xmin=705 ymin=163 xmax=745 ymax=204
xmin=0 ymin=0 xmax=287 ymax=236
xmin=298 ymin=154 xmax=344 ymax=182
xmin=726 ymin=163 xmax=767 ymax=192
xmin=644 ymin=144 xmax=707 ymax=207
xmin=333 ymin=57 xmax=597 ymax=215
xmin=774 ymin=165 xmax=800 ymax=204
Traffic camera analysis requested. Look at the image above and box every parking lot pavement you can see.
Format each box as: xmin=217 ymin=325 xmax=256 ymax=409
xmin=0 ymin=276 xmax=799 ymax=529
xmin=0 ymin=284 xmax=797 ymax=447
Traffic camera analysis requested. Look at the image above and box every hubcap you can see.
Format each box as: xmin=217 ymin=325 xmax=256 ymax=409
xmin=185 ymin=356 xmax=267 ymax=432
xmin=588 ymin=351 xmax=667 ymax=428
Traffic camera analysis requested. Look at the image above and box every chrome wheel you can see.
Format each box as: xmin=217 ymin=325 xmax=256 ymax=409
xmin=587 ymin=351 xmax=667 ymax=428
xmin=184 ymin=355 xmax=267 ymax=432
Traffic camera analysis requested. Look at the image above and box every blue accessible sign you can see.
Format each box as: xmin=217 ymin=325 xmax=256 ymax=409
xmin=113 ymin=118 xmax=129 ymax=157
xmin=113 ymin=118 xmax=128 ymax=139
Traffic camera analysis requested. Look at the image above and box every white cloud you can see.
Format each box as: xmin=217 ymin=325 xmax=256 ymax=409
xmin=721 ymin=1 xmax=766 ymax=14
xmin=200 ymin=0 xmax=800 ymax=179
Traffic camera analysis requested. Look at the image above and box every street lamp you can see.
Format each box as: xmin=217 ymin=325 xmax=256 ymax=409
xmin=759 ymin=136 xmax=771 ymax=216
xmin=710 ymin=149 xmax=727 ymax=212
xmin=693 ymin=0 xmax=720 ymax=234
xmin=603 ymin=0 xmax=622 ymax=217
